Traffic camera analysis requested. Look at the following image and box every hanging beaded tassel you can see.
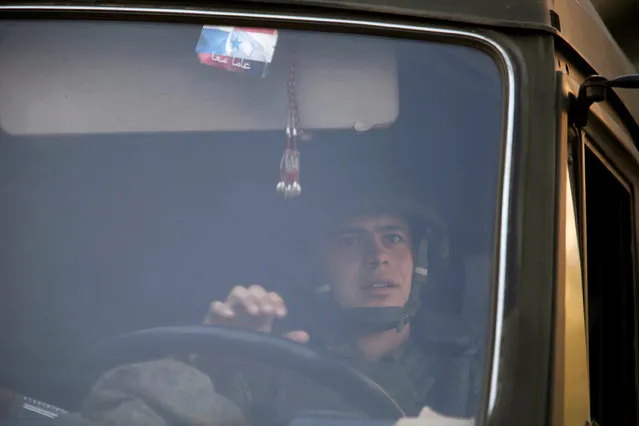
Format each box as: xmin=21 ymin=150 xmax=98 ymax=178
xmin=276 ymin=63 xmax=302 ymax=199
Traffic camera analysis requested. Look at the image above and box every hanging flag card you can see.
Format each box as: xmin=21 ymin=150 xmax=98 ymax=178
xmin=195 ymin=26 xmax=279 ymax=78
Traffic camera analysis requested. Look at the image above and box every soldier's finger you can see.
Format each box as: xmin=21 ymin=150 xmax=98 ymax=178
xmin=228 ymin=286 xmax=260 ymax=315
xmin=266 ymin=292 xmax=287 ymax=317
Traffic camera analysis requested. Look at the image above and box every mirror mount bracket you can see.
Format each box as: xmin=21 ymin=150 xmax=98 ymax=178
xmin=570 ymin=74 xmax=639 ymax=129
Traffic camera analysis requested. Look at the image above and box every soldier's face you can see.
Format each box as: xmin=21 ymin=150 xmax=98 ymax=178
xmin=324 ymin=214 xmax=414 ymax=308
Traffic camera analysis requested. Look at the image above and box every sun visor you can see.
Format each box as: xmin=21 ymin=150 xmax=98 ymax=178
xmin=0 ymin=23 xmax=399 ymax=135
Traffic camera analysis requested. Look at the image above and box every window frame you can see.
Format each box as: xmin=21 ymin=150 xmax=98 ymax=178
xmin=563 ymin=69 xmax=639 ymax=425
xmin=0 ymin=5 xmax=520 ymax=426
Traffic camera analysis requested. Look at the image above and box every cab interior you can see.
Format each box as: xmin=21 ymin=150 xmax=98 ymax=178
xmin=0 ymin=20 xmax=503 ymax=419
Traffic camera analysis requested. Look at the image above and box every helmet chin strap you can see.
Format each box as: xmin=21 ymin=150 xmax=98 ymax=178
xmin=316 ymin=239 xmax=429 ymax=334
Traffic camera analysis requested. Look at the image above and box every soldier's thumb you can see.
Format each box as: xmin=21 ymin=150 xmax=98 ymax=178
xmin=282 ymin=330 xmax=310 ymax=343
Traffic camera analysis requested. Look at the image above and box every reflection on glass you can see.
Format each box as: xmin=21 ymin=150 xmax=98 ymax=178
xmin=0 ymin=20 xmax=504 ymax=424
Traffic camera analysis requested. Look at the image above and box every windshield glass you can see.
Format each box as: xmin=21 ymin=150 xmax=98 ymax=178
xmin=0 ymin=19 xmax=504 ymax=425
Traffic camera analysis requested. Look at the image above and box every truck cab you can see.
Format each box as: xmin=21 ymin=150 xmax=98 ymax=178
xmin=0 ymin=1 xmax=637 ymax=426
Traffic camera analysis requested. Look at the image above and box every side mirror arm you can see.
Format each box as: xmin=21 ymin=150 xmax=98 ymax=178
xmin=569 ymin=74 xmax=639 ymax=129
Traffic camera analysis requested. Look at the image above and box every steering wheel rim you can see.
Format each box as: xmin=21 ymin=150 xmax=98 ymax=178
xmin=79 ymin=325 xmax=407 ymax=419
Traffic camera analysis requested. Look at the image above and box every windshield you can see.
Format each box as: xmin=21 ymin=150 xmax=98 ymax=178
xmin=0 ymin=19 xmax=504 ymax=425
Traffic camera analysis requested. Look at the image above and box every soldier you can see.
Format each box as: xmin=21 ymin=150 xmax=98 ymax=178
xmin=53 ymin=177 xmax=480 ymax=426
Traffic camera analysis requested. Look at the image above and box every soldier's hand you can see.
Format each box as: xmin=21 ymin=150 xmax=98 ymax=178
xmin=203 ymin=285 xmax=309 ymax=343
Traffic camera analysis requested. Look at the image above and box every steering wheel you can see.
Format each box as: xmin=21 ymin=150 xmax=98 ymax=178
xmin=80 ymin=325 xmax=407 ymax=419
